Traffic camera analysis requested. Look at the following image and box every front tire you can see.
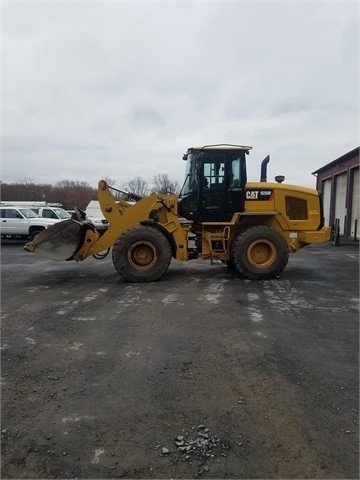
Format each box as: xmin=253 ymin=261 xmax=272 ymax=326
xmin=231 ymin=226 xmax=289 ymax=280
xmin=112 ymin=225 xmax=172 ymax=282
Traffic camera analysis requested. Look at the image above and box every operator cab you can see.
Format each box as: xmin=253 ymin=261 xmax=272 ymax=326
xmin=178 ymin=144 xmax=251 ymax=222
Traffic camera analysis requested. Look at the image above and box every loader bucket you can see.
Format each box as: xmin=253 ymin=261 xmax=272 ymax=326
xmin=23 ymin=219 xmax=92 ymax=261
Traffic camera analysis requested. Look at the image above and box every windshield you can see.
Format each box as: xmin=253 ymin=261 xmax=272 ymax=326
xmin=180 ymin=152 xmax=198 ymax=196
xmin=19 ymin=209 xmax=40 ymax=219
xmin=53 ymin=208 xmax=71 ymax=219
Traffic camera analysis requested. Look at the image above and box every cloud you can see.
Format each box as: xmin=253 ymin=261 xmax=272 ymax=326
xmin=2 ymin=1 xmax=358 ymax=189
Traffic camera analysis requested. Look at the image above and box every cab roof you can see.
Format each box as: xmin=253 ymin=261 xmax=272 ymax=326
xmin=190 ymin=144 xmax=252 ymax=152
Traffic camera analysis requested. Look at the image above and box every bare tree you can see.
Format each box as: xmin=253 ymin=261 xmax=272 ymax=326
xmin=0 ymin=179 xmax=96 ymax=209
xmin=0 ymin=173 xmax=181 ymax=211
xmin=103 ymin=177 xmax=117 ymax=187
xmin=0 ymin=180 xmax=52 ymax=202
xmin=122 ymin=176 xmax=149 ymax=197
xmin=151 ymin=174 xmax=180 ymax=195
xmin=53 ymin=180 xmax=97 ymax=209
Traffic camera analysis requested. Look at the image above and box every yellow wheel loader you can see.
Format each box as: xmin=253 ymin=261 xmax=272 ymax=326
xmin=24 ymin=145 xmax=331 ymax=282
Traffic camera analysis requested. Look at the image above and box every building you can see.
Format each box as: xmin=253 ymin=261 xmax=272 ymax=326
xmin=312 ymin=147 xmax=359 ymax=239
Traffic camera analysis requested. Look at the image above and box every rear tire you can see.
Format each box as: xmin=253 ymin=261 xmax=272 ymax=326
xmin=112 ymin=225 xmax=172 ymax=282
xmin=231 ymin=225 xmax=289 ymax=280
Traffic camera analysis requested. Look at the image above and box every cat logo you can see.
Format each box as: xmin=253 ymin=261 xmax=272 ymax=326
xmin=246 ymin=191 xmax=259 ymax=200
xmin=246 ymin=189 xmax=273 ymax=201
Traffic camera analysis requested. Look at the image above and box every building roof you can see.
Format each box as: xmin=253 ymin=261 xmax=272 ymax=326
xmin=312 ymin=146 xmax=359 ymax=175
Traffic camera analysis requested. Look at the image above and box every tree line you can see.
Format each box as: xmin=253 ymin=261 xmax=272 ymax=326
xmin=0 ymin=174 xmax=181 ymax=210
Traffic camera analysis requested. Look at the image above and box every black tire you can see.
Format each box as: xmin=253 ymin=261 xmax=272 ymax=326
xmin=112 ymin=225 xmax=172 ymax=282
xmin=231 ymin=225 xmax=289 ymax=280
xmin=29 ymin=228 xmax=44 ymax=241
xmin=226 ymin=259 xmax=237 ymax=271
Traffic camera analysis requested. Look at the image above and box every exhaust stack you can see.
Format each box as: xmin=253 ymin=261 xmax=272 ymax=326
xmin=260 ymin=155 xmax=270 ymax=182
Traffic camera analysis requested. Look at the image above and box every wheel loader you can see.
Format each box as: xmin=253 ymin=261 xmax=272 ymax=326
xmin=24 ymin=144 xmax=331 ymax=282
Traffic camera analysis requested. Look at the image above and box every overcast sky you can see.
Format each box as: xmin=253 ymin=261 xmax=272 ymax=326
xmin=2 ymin=1 xmax=359 ymax=189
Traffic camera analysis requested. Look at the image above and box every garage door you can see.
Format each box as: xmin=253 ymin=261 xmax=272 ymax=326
xmin=351 ymin=167 xmax=359 ymax=238
xmin=334 ymin=173 xmax=347 ymax=234
xmin=322 ymin=178 xmax=331 ymax=226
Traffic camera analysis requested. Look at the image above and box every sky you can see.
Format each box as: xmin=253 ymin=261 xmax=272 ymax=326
xmin=2 ymin=0 xmax=359 ymax=190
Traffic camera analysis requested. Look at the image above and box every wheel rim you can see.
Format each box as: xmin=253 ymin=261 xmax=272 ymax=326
xmin=247 ymin=239 xmax=276 ymax=268
xmin=128 ymin=241 xmax=157 ymax=270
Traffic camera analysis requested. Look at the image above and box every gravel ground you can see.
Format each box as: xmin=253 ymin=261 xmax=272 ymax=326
xmin=1 ymin=240 xmax=359 ymax=479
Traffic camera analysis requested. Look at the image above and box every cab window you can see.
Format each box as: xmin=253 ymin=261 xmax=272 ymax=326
xmin=229 ymin=154 xmax=246 ymax=188
xmin=203 ymin=156 xmax=225 ymax=188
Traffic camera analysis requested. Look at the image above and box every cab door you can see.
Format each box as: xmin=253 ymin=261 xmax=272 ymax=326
xmin=228 ymin=154 xmax=246 ymax=215
xmin=200 ymin=156 xmax=229 ymax=221
xmin=199 ymin=152 xmax=246 ymax=221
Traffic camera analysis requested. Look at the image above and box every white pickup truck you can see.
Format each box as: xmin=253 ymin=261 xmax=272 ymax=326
xmin=0 ymin=206 xmax=60 ymax=240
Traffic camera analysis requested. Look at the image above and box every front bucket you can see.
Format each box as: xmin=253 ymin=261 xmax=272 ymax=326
xmin=24 ymin=219 xmax=91 ymax=261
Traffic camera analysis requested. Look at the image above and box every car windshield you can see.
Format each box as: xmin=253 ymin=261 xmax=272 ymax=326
xmin=19 ymin=208 xmax=40 ymax=218
xmin=53 ymin=208 xmax=71 ymax=219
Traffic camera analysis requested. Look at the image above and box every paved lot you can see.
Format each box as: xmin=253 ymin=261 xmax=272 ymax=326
xmin=1 ymin=240 xmax=359 ymax=479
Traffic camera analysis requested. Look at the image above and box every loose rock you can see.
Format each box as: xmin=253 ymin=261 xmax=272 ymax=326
xmin=172 ymin=426 xmax=230 ymax=462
